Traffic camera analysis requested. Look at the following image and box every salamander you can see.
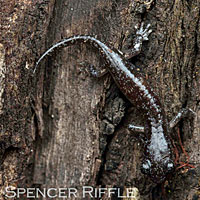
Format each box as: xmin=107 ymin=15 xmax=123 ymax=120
xmin=33 ymin=24 xmax=175 ymax=183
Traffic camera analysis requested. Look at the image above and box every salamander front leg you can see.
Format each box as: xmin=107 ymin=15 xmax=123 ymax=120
xmin=128 ymin=124 xmax=144 ymax=133
xmin=123 ymin=23 xmax=152 ymax=59
xmin=128 ymin=123 xmax=145 ymax=143
xmin=169 ymin=108 xmax=196 ymax=129
xmin=128 ymin=108 xmax=195 ymax=132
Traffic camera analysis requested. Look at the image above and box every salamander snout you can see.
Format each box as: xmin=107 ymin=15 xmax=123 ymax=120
xmin=141 ymin=158 xmax=174 ymax=183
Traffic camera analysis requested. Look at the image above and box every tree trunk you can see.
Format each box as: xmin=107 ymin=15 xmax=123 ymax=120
xmin=0 ymin=0 xmax=199 ymax=200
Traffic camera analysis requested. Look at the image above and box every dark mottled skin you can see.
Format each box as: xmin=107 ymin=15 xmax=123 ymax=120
xmin=34 ymin=35 xmax=174 ymax=183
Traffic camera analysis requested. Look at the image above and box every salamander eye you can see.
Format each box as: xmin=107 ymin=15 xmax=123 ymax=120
xmin=167 ymin=162 xmax=174 ymax=170
xmin=141 ymin=159 xmax=151 ymax=174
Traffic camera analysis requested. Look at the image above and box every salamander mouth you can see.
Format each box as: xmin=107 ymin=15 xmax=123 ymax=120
xmin=152 ymin=164 xmax=175 ymax=183
xmin=141 ymin=158 xmax=175 ymax=183
xmin=151 ymin=173 xmax=166 ymax=183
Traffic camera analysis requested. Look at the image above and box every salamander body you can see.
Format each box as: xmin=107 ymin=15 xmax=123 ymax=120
xmin=34 ymin=35 xmax=174 ymax=183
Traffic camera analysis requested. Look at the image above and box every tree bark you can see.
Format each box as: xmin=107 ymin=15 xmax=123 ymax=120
xmin=0 ymin=0 xmax=199 ymax=200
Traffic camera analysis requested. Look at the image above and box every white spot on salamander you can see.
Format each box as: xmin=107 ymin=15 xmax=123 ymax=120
xmin=142 ymin=159 xmax=151 ymax=170
xmin=148 ymin=121 xmax=169 ymax=161
xmin=134 ymin=42 xmax=141 ymax=51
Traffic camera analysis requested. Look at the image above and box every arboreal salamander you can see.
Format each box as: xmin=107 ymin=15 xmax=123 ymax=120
xmin=33 ymin=24 xmax=186 ymax=183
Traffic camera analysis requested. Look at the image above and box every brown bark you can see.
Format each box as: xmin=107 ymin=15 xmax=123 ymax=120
xmin=0 ymin=0 xmax=199 ymax=200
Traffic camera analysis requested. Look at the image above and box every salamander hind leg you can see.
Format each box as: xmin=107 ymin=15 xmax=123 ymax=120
xmin=137 ymin=22 xmax=152 ymax=41
xmin=123 ymin=22 xmax=152 ymax=59
xmin=88 ymin=64 xmax=108 ymax=78
xmin=78 ymin=61 xmax=108 ymax=78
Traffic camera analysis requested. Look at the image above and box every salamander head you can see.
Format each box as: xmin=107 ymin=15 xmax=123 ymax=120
xmin=141 ymin=156 xmax=174 ymax=183
xmin=141 ymin=123 xmax=175 ymax=183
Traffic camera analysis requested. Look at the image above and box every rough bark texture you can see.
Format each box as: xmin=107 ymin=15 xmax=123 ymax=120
xmin=0 ymin=0 xmax=199 ymax=200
